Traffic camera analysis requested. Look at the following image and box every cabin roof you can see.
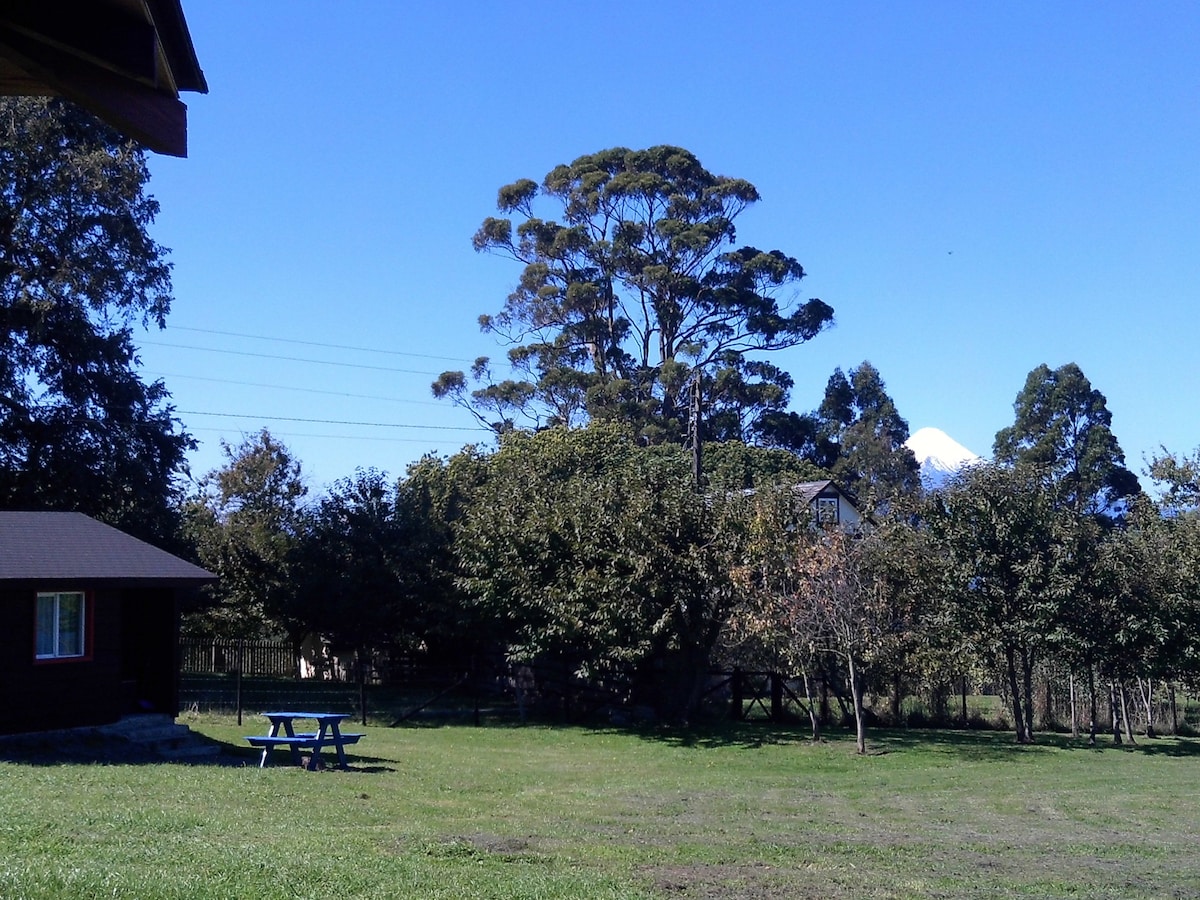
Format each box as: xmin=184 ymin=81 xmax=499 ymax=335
xmin=0 ymin=511 xmax=214 ymax=585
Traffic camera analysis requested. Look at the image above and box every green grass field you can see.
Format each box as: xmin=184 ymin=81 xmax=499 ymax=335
xmin=2 ymin=717 xmax=1199 ymax=899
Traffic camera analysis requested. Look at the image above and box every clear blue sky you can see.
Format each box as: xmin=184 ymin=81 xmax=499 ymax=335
xmin=140 ymin=1 xmax=1200 ymax=493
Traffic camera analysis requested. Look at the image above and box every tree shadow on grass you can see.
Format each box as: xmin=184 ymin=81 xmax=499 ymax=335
xmin=581 ymin=720 xmax=1200 ymax=761
xmin=0 ymin=730 xmax=395 ymax=770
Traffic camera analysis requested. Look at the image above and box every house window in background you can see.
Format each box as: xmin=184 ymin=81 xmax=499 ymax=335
xmin=816 ymin=497 xmax=840 ymax=525
xmin=36 ymin=591 xmax=86 ymax=659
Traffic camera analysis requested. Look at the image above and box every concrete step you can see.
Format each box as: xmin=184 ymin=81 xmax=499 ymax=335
xmin=101 ymin=716 xmax=224 ymax=760
xmin=159 ymin=741 xmax=222 ymax=760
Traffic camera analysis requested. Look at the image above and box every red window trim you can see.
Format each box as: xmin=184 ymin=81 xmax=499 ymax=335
xmin=32 ymin=590 xmax=95 ymax=665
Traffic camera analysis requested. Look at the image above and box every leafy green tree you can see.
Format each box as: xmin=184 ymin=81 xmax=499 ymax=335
xmin=291 ymin=470 xmax=414 ymax=658
xmin=1087 ymin=499 xmax=1197 ymax=740
xmin=455 ymin=423 xmax=766 ymax=722
xmin=994 ymin=363 xmax=1139 ymax=514
xmin=181 ymin=430 xmax=308 ymax=639
xmin=698 ymin=439 xmax=827 ymax=490
xmin=1149 ymin=446 xmax=1200 ymax=513
xmin=926 ymin=463 xmax=1076 ymax=743
xmin=813 ymin=361 xmax=920 ymax=505
xmin=856 ymin=501 xmax=956 ymax=725
xmin=434 ymin=146 xmax=833 ymax=452
xmin=394 ymin=447 xmax=490 ymax=660
xmin=0 ymin=98 xmax=190 ymax=542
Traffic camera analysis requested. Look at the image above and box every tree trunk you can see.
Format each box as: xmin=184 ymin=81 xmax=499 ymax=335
xmin=1138 ymin=678 xmax=1157 ymax=738
xmin=803 ymin=669 xmax=821 ymax=743
xmin=961 ymin=675 xmax=968 ymax=726
xmin=1110 ymin=681 xmax=1122 ymax=745
xmin=1087 ymin=663 xmax=1098 ymax=746
xmin=1006 ymin=647 xmax=1027 ymax=744
xmin=820 ymin=673 xmax=830 ymax=725
xmin=1020 ymin=649 xmax=1035 ymax=744
xmin=1120 ymin=682 xmax=1136 ymax=745
xmin=1170 ymin=683 xmax=1179 ymax=736
xmin=891 ymin=670 xmax=903 ymax=725
xmin=1069 ymin=672 xmax=1079 ymax=740
xmin=848 ymin=653 xmax=867 ymax=755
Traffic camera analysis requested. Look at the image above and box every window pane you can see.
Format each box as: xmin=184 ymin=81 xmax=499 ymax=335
xmin=35 ymin=594 xmax=55 ymax=657
xmin=57 ymin=593 xmax=84 ymax=656
xmin=817 ymin=498 xmax=839 ymax=524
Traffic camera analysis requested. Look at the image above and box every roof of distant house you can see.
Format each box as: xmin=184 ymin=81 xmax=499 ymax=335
xmin=0 ymin=511 xmax=215 ymax=585
xmin=793 ymin=479 xmax=854 ymax=506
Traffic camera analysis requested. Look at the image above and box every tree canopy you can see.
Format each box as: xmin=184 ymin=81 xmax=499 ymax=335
xmin=993 ymin=363 xmax=1139 ymax=514
xmin=182 ymin=431 xmax=308 ymax=639
xmin=455 ymin=424 xmax=793 ymax=721
xmin=434 ymin=146 xmax=833 ymax=448
xmin=0 ymin=97 xmax=188 ymax=542
xmin=812 ymin=361 xmax=920 ymax=505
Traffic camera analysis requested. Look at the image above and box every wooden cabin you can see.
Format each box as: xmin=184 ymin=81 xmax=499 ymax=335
xmin=0 ymin=511 xmax=214 ymax=734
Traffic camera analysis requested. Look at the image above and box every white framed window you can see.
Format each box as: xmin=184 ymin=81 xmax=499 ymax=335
xmin=816 ymin=497 xmax=840 ymax=525
xmin=36 ymin=591 xmax=87 ymax=659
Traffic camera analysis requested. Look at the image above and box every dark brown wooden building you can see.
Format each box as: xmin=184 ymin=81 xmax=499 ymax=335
xmin=0 ymin=511 xmax=214 ymax=735
xmin=0 ymin=0 xmax=207 ymax=156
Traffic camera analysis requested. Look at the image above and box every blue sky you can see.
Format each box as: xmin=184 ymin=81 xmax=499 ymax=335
xmin=140 ymin=2 xmax=1200 ymax=493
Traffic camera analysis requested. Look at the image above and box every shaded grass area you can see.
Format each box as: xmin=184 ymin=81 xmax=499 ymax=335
xmin=2 ymin=719 xmax=1200 ymax=898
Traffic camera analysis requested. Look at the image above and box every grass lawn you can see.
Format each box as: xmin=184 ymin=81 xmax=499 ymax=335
xmin=2 ymin=717 xmax=1200 ymax=899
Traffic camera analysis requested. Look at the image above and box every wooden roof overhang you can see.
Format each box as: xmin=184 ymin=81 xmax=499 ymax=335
xmin=0 ymin=0 xmax=207 ymax=157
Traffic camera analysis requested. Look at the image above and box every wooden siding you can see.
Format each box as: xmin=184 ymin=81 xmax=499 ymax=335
xmin=0 ymin=585 xmax=178 ymax=734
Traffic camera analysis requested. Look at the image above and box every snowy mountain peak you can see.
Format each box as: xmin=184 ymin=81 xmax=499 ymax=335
xmin=906 ymin=427 xmax=983 ymax=490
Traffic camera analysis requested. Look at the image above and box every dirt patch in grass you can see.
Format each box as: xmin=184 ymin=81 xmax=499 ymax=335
xmin=412 ymin=832 xmax=542 ymax=862
xmin=645 ymin=862 xmax=845 ymax=900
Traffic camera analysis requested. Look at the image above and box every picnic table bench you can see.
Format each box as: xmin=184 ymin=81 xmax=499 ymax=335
xmin=246 ymin=712 xmax=363 ymax=770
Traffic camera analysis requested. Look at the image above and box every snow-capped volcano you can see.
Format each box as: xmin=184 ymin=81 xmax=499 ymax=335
xmin=906 ymin=427 xmax=983 ymax=490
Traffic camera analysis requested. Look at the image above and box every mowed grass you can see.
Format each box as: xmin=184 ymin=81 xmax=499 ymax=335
xmin=3 ymin=718 xmax=1200 ymax=899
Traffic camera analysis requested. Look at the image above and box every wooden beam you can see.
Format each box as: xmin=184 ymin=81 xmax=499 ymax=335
xmin=0 ymin=1 xmax=159 ymax=85
xmin=0 ymin=24 xmax=187 ymax=156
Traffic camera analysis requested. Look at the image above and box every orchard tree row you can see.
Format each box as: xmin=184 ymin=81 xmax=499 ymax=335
xmin=180 ymin=394 xmax=1200 ymax=752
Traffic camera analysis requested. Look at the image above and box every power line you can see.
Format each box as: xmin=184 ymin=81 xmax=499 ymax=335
xmin=186 ymin=426 xmax=485 ymax=446
xmin=167 ymin=325 xmax=478 ymax=364
xmin=144 ymin=371 xmax=445 ymax=406
xmin=176 ymin=410 xmax=488 ymax=431
xmin=142 ymin=341 xmax=445 ymax=375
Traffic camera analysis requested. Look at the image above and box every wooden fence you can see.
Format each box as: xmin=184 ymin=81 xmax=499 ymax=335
xmin=177 ymin=641 xmax=823 ymax=725
xmin=180 ymin=638 xmax=297 ymax=678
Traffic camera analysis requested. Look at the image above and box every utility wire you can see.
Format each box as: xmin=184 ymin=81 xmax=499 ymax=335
xmin=144 ymin=371 xmax=444 ymax=406
xmin=176 ymin=410 xmax=487 ymax=430
xmin=186 ymin=426 xmax=481 ymax=445
xmin=167 ymin=325 xmax=477 ymax=364
xmin=142 ymin=341 xmax=444 ymax=375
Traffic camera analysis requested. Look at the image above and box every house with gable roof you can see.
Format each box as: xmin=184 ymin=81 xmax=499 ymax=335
xmin=792 ymin=479 xmax=863 ymax=529
xmin=0 ymin=511 xmax=214 ymax=735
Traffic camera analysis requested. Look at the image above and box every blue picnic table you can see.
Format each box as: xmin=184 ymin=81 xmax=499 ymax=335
xmin=246 ymin=711 xmax=363 ymax=770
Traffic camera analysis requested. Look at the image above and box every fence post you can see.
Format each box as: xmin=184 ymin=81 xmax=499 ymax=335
xmin=236 ymin=638 xmax=244 ymax=726
xmin=472 ymin=655 xmax=480 ymax=727
xmin=771 ymin=673 xmax=784 ymax=721
xmin=730 ymin=668 xmax=743 ymax=721
xmin=358 ymin=648 xmax=368 ymax=726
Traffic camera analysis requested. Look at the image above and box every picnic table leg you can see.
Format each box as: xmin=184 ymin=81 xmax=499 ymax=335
xmin=304 ymin=722 xmax=331 ymax=771
xmin=282 ymin=718 xmax=303 ymax=767
xmin=259 ymin=720 xmax=283 ymax=768
xmin=330 ymin=722 xmax=350 ymax=770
